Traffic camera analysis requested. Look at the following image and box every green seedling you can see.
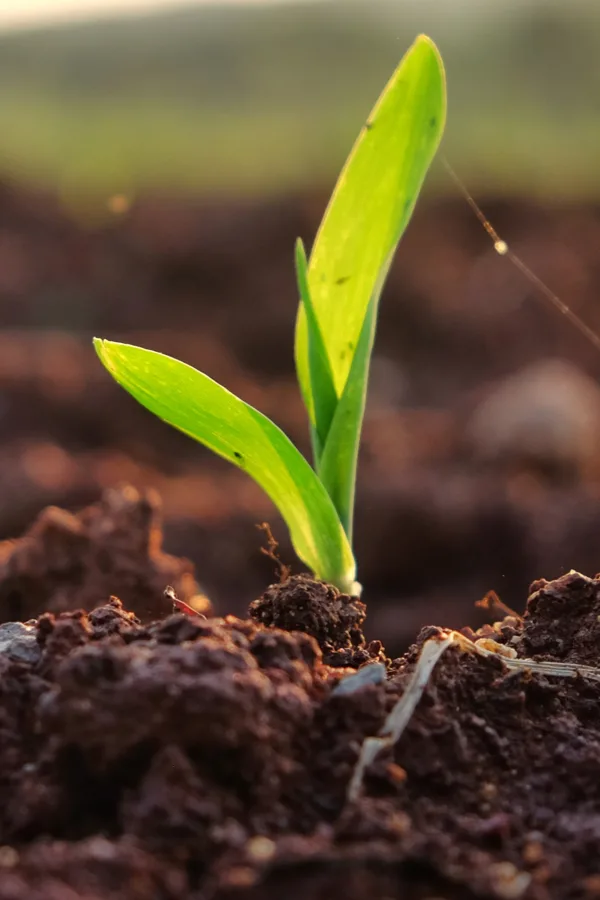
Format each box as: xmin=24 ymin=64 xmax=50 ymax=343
xmin=94 ymin=35 xmax=446 ymax=596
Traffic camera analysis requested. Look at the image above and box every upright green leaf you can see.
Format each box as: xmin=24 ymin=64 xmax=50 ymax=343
xmin=94 ymin=339 xmax=356 ymax=593
xmin=318 ymin=295 xmax=377 ymax=541
xmin=318 ymin=251 xmax=394 ymax=540
xmin=294 ymin=238 xmax=337 ymax=460
xmin=295 ymin=34 xmax=446 ymax=538
xmin=295 ymin=34 xmax=446 ymax=418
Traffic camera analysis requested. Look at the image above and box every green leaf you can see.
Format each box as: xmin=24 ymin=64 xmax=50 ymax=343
xmin=295 ymin=34 xmax=446 ymax=411
xmin=317 ymin=295 xmax=377 ymax=542
xmin=94 ymin=339 xmax=356 ymax=592
xmin=295 ymin=34 xmax=446 ymax=537
xmin=318 ymin=254 xmax=393 ymax=540
xmin=294 ymin=238 xmax=337 ymax=460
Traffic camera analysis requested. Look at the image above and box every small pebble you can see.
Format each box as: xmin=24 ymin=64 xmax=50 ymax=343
xmin=0 ymin=622 xmax=41 ymax=664
xmin=480 ymin=782 xmax=498 ymax=801
xmin=489 ymin=862 xmax=532 ymax=899
xmin=222 ymin=866 xmax=257 ymax=888
xmin=386 ymin=763 xmax=407 ymax=785
xmin=331 ymin=662 xmax=386 ymax=696
xmin=522 ymin=841 xmax=544 ymax=866
xmin=0 ymin=846 xmax=18 ymax=868
xmin=246 ymin=836 xmax=276 ymax=864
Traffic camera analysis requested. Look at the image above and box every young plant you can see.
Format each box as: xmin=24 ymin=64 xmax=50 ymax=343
xmin=94 ymin=35 xmax=446 ymax=596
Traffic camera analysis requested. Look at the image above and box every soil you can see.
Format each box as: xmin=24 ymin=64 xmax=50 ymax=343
xmin=4 ymin=182 xmax=600 ymax=655
xmin=0 ymin=495 xmax=598 ymax=899
xmin=0 ymin=485 xmax=208 ymax=624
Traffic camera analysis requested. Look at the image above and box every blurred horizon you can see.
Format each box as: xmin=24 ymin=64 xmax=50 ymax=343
xmin=0 ymin=0 xmax=569 ymax=32
xmin=0 ymin=0 xmax=306 ymax=33
xmin=0 ymin=0 xmax=599 ymax=202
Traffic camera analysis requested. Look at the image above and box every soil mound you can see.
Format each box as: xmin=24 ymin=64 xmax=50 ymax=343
xmin=0 ymin=499 xmax=598 ymax=898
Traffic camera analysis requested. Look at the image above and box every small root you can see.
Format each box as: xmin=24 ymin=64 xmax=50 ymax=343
xmin=475 ymin=589 xmax=522 ymax=622
xmin=474 ymin=643 xmax=600 ymax=682
xmin=256 ymin=522 xmax=291 ymax=583
xmin=347 ymin=633 xmax=456 ymax=801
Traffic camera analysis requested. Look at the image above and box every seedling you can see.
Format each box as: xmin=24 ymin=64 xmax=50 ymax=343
xmin=94 ymin=35 xmax=446 ymax=595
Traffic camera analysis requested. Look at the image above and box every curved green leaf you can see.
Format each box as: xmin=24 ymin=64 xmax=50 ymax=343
xmin=94 ymin=339 xmax=356 ymax=592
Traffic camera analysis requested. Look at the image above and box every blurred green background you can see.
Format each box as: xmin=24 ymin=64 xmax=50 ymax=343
xmin=0 ymin=0 xmax=599 ymax=203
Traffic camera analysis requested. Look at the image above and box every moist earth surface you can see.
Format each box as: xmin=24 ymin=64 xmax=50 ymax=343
xmin=0 ymin=496 xmax=598 ymax=899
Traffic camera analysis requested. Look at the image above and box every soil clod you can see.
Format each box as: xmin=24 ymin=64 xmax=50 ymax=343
xmin=249 ymin=574 xmax=367 ymax=665
xmin=0 ymin=485 xmax=207 ymax=624
xmin=0 ymin=621 xmax=40 ymax=664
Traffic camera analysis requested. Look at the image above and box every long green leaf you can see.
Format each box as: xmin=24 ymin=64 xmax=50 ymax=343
xmin=94 ymin=339 xmax=356 ymax=592
xmin=294 ymin=238 xmax=337 ymax=460
xmin=317 ymin=294 xmax=377 ymax=542
xmin=295 ymin=34 xmax=445 ymax=538
xmin=317 ymin=251 xmax=395 ymax=540
xmin=295 ymin=34 xmax=446 ymax=417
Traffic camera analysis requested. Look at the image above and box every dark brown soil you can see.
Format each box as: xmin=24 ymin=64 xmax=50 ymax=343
xmin=0 ymin=485 xmax=207 ymax=624
xmin=249 ymin=576 xmax=371 ymax=667
xmin=0 ymin=498 xmax=599 ymax=899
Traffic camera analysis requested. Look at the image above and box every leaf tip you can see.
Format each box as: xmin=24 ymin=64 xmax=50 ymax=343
xmin=413 ymin=33 xmax=437 ymax=52
xmin=413 ymin=34 xmax=444 ymax=71
xmin=412 ymin=34 xmax=446 ymax=130
xmin=295 ymin=236 xmax=307 ymax=268
xmin=93 ymin=337 xmax=119 ymax=374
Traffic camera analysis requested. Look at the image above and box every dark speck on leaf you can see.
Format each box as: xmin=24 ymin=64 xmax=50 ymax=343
xmin=233 ymin=451 xmax=243 ymax=461
xmin=335 ymin=275 xmax=351 ymax=286
xmin=429 ymin=116 xmax=437 ymax=128
xmin=365 ymin=120 xmax=374 ymax=131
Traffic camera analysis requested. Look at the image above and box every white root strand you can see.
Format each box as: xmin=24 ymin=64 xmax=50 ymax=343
xmin=380 ymin=635 xmax=456 ymax=741
xmin=347 ymin=629 xmax=600 ymax=802
xmin=347 ymin=634 xmax=455 ymax=801
xmin=476 ymin=646 xmax=600 ymax=682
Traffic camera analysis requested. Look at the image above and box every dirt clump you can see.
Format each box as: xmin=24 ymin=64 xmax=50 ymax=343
xmin=0 ymin=485 xmax=207 ymax=625
xmin=249 ymin=574 xmax=376 ymax=667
